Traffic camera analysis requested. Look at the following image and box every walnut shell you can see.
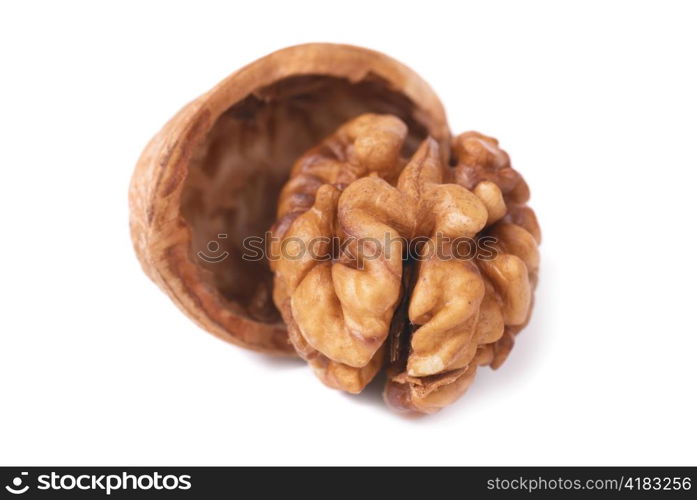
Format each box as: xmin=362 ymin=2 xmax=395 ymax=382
xmin=129 ymin=44 xmax=450 ymax=355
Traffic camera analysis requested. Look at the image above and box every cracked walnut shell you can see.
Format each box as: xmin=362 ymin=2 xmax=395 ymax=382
xmin=270 ymin=113 xmax=540 ymax=413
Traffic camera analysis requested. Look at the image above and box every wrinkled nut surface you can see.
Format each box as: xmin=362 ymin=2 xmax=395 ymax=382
xmin=270 ymin=114 xmax=540 ymax=413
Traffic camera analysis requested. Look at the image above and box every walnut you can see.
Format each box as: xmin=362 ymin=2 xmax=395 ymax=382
xmin=270 ymin=114 xmax=540 ymax=413
xmin=129 ymin=43 xmax=539 ymax=414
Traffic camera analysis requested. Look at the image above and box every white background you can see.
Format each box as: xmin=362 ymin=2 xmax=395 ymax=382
xmin=1 ymin=1 xmax=695 ymax=466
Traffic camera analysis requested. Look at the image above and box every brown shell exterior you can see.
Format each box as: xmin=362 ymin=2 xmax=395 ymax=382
xmin=128 ymin=43 xmax=450 ymax=354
